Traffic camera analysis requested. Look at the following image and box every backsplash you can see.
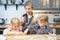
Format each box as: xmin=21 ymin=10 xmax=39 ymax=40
xmin=0 ymin=5 xmax=26 ymax=24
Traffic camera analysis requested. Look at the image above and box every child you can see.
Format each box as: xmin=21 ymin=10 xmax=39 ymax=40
xmin=3 ymin=17 xmax=28 ymax=36
xmin=25 ymin=15 xmax=56 ymax=34
xmin=36 ymin=15 xmax=55 ymax=34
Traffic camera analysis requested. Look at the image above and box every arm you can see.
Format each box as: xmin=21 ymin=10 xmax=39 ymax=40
xmin=24 ymin=29 xmax=28 ymax=34
xmin=3 ymin=29 xmax=8 ymax=36
xmin=3 ymin=28 xmax=15 ymax=36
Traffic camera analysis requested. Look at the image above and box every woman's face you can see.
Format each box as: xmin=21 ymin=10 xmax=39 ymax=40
xmin=25 ymin=5 xmax=33 ymax=15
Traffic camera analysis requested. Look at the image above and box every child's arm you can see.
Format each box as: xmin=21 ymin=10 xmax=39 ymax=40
xmin=3 ymin=28 xmax=15 ymax=36
xmin=3 ymin=29 xmax=9 ymax=36
xmin=6 ymin=28 xmax=15 ymax=36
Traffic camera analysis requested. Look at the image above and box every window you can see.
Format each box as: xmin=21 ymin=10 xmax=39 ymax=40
xmin=43 ymin=0 xmax=59 ymax=8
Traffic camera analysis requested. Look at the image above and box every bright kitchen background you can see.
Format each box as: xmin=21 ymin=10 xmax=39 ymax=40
xmin=0 ymin=0 xmax=60 ymax=34
xmin=0 ymin=0 xmax=60 ymax=24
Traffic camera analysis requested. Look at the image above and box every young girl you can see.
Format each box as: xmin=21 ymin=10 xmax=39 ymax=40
xmin=3 ymin=17 xmax=28 ymax=36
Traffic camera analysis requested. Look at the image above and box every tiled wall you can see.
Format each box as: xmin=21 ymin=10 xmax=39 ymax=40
xmin=0 ymin=5 xmax=26 ymax=24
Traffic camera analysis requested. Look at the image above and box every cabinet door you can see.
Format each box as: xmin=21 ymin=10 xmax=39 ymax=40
xmin=0 ymin=0 xmax=6 ymax=4
xmin=29 ymin=0 xmax=59 ymax=10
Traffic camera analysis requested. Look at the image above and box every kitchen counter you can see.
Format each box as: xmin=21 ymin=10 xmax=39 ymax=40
xmin=54 ymin=25 xmax=60 ymax=28
xmin=0 ymin=24 xmax=60 ymax=28
xmin=0 ymin=24 xmax=6 ymax=28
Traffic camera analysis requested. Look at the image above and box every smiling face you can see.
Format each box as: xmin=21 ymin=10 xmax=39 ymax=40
xmin=25 ymin=5 xmax=33 ymax=15
xmin=24 ymin=1 xmax=33 ymax=15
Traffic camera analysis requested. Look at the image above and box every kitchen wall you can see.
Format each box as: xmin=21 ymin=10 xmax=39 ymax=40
xmin=0 ymin=5 xmax=26 ymax=24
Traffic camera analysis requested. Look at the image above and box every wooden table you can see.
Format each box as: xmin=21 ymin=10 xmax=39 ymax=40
xmin=0 ymin=34 xmax=60 ymax=40
xmin=6 ymin=34 xmax=59 ymax=40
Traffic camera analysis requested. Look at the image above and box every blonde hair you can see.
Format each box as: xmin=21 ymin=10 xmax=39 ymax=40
xmin=11 ymin=17 xmax=20 ymax=24
xmin=31 ymin=18 xmax=37 ymax=24
xmin=24 ymin=1 xmax=33 ymax=9
xmin=38 ymin=15 xmax=48 ymax=23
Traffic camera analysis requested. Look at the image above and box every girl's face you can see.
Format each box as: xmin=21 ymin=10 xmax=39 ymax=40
xmin=12 ymin=20 xmax=20 ymax=28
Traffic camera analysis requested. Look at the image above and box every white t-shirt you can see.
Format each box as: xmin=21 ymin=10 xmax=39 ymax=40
xmin=3 ymin=29 xmax=9 ymax=35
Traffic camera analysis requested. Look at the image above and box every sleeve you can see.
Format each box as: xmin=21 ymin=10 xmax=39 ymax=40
xmin=3 ymin=29 xmax=9 ymax=35
xmin=27 ymin=24 xmax=37 ymax=34
xmin=22 ymin=26 xmax=27 ymax=32
xmin=47 ymin=26 xmax=53 ymax=33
